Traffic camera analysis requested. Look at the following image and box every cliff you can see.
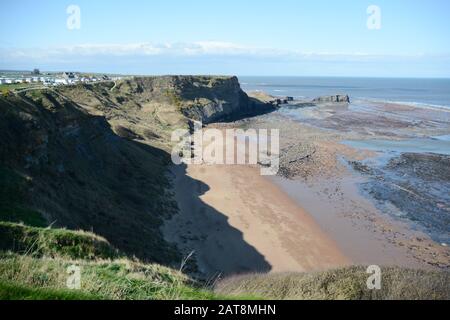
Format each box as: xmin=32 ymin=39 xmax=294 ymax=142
xmin=0 ymin=76 xmax=272 ymax=264
xmin=166 ymin=76 xmax=274 ymax=123
xmin=57 ymin=75 xmax=273 ymax=126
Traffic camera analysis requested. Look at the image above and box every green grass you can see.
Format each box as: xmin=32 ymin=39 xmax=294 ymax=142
xmin=0 ymin=221 xmax=217 ymax=300
xmin=0 ymin=253 xmax=222 ymax=300
xmin=3 ymin=245 xmax=448 ymax=300
xmin=0 ymin=83 xmax=37 ymax=95
xmin=0 ymin=223 xmax=254 ymax=300
xmin=0 ymin=222 xmax=120 ymax=260
xmin=0 ymin=280 xmax=101 ymax=300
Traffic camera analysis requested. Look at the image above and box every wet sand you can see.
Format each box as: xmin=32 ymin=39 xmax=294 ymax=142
xmin=269 ymin=175 xmax=431 ymax=268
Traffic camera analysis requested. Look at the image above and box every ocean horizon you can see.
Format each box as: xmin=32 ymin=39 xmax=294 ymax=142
xmin=240 ymin=76 xmax=450 ymax=110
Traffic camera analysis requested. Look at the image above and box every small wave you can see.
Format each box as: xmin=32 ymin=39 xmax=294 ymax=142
xmin=356 ymin=98 xmax=450 ymax=112
xmin=432 ymin=135 xmax=450 ymax=142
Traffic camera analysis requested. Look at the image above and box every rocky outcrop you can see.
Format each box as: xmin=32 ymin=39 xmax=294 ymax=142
xmin=247 ymin=91 xmax=294 ymax=107
xmin=313 ymin=95 xmax=350 ymax=104
xmin=161 ymin=76 xmax=274 ymax=123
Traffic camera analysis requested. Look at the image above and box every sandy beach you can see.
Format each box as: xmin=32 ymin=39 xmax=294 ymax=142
xmin=163 ymin=162 xmax=349 ymax=278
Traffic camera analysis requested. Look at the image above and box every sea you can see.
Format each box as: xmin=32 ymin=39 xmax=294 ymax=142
xmin=239 ymin=76 xmax=450 ymax=110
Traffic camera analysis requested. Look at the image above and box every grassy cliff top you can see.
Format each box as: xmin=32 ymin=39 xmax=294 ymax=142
xmin=0 ymin=222 xmax=120 ymax=260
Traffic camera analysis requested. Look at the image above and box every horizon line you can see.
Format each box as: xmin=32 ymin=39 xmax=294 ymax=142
xmin=1 ymin=69 xmax=450 ymax=80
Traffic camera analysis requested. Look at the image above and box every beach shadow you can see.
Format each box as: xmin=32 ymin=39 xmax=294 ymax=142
xmin=164 ymin=163 xmax=272 ymax=277
xmin=109 ymin=136 xmax=272 ymax=276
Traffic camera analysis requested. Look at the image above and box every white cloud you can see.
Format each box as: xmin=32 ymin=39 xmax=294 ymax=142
xmin=1 ymin=41 xmax=449 ymax=77
xmin=1 ymin=41 xmax=437 ymax=61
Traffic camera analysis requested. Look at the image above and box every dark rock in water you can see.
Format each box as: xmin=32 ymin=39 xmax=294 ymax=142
xmin=351 ymin=153 xmax=450 ymax=245
xmin=348 ymin=161 xmax=374 ymax=175
xmin=270 ymin=96 xmax=295 ymax=106
xmin=246 ymin=92 xmax=295 ymax=108
xmin=313 ymin=95 xmax=350 ymax=104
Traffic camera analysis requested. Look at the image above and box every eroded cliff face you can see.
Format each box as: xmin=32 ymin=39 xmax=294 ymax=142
xmin=0 ymin=76 xmax=270 ymax=264
xmin=163 ymin=75 xmax=273 ymax=123
xmin=56 ymin=76 xmax=273 ymax=145
xmin=0 ymin=90 xmax=179 ymax=264
xmin=111 ymin=75 xmax=273 ymax=124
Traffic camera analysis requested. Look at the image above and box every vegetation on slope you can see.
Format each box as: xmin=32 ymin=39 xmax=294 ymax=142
xmin=215 ymin=267 xmax=450 ymax=300
xmin=0 ymin=281 xmax=101 ymax=300
xmin=0 ymin=222 xmax=120 ymax=260
xmin=0 ymin=222 xmax=221 ymax=300
xmin=0 ymin=252 xmax=219 ymax=300
xmin=0 ymin=166 xmax=46 ymax=227
xmin=0 ymin=89 xmax=180 ymax=264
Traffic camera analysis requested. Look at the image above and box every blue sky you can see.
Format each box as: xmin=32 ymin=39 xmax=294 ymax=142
xmin=1 ymin=0 xmax=449 ymax=77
